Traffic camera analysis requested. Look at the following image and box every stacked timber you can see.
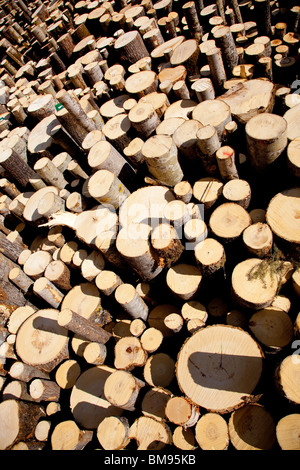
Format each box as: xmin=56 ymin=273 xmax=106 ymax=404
xmin=0 ymin=0 xmax=299 ymax=453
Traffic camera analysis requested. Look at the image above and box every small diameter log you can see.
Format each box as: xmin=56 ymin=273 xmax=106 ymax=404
xmin=95 ymin=270 xmax=123 ymax=297
xmin=140 ymin=327 xmax=163 ymax=353
xmin=23 ymin=251 xmax=52 ymax=281
xmin=206 ymin=47 xmax=227 ymax=92
xmin=9 ymin=362 xmax=49 ymax=383
xmin=114 ymin=336 xmax=148 ymax=371
xmin=123 ymin=137 xmax=145 ymax=167
xmin=209 ymin=202 xmax=251 ymax=243
xmin=292 ymin=270 xmax=300 ymax=298
xmin=195 ymin=413 xmax=229 ymax=450
xmin=57 ymin=309 xmax=112 ymax=344
xmin=37 ymin=192 xmax=65 ymax=218
xmin=172 ymin=119 xmax=203 ymax=163
xmin=151 ymin=223 xmax=184 ymax=269
xmin=173 ymin=426 xmax=197 ymax=450
xmin=191 ymin=78 xmax=215 ymax=102
xmin=222 ymin=179 xmax=251 ymax=209
xmin=192 ymin=100 xmax=231 ymax=140
xmin=213 ymin=26 xmax=239 ymax=76
xmin=29 ymin=378 xmax=60 ymax=402
xmin=34 ymin=158 xmax=68 ymax=190
xmin=231 ymin=258 xmax=279 ymax=310
xmin=35 ymin=420 xmax=51 ymax=442
xmin=83 ymin=342 xmax=107 ymax=365
xmin=242 ymin=223 xmax=273 ymax=258
xmin=194 ymin=237 xmax=226 ymax=276
xmin=66 ymin=193 xmax=88 ymax=213
xmin=0 ymin=399 xmax=45 ymax=450
xmin=184 ymin=218 xmax=208 ymax=248
xmin=55 ymin=360 xmax=81 ymax=390
xmin=182 ymin=1 xmax=202 ymax=41
xmin=51 ymin=421 xmax=93 ymax=450
xmin=8 ymin=267 xmax=33 ymax=293
xmin=81 ymin=251 xmax=105 ymax=282
xmin=245 ymin=113 xmax=288 ymax=172
xmin=164 ymin=313 xmax=184 ymax=334
xmin=115 ymin=283 xmax=149 ymax=321
xmin=2 ymin=380 xmax=33 ymax=402
xmin=274 ymin=355 xmax=300 ymax=405
xmin=87 ymin=169 xmax=130 ymax=209
xmin=196 ymin=125 xmax=221 ymax=175
xmin=174 ymin=181 xmax=192 ymax=203
xmin=165 ymin=396 xmax=200 ymax=428
xmin=97 ymin=416 xmax=130 ymax=450
xmin=142 ymin=134 xmax=183 ymax=186
xmin=166 ymin=263 xmax=202 ymax=301
xmin=104 ymin=370 xmax=145 ymax=411
xmin=102 ymin=114 xmax=132 ymax=153
xmin=33 ymin=277 xmax=64 ymax=309
xmin=193 ymin=177 xmax=223 ymax=211
xmin=27 ymin=94 xmax=56 ymax=121
xmin=216 ymin=146 xmax=239 ymax=180
xmin=130 ymin=319 xmax=147 ymax=337
xmin=56 ymin=89 xmax=97 ymax=133
xmin=287 ymin=138 xmax=300 ymax=179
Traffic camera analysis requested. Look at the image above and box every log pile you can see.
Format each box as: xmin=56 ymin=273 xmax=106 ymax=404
xmin=0 ymin=0 xmax=299 ymax=452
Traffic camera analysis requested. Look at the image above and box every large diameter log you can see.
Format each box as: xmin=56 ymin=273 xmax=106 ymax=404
xmin=142 ymin=134 xmax=183 ymax=186
xmin=0 ymin=399 xmax=45 ymax=450
xmin=176 ymin=325 xmax=264 ymax=413
xmin=170 ymin=39 xmax=200 ymax=76
xmin=114 ymin=30 xmax=149 ymax=65
xmin=15 ymin=309 xmax=69 ymax=373
xmin=209 ymin=202 xmax=251 ymax=243
xmin=245 ymin=113 xmax=288 ymax=172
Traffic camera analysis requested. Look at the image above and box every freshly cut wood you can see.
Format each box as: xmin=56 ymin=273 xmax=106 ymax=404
xmin=231 ymin=258 xmax=279 ymax=310
xmin=206 ymin=47 xmax=227 ymax=92
xmin=8 ymin=267 xmax=33 ymax=293
xmin=283 ymin=104 xmax=300 ymax=141
xmin=97 ymin=416 xmax=130 ymax=450
xmin=123 ymin=137 xmax=145 ymax=167
xmin=114 ymin=30 xmax=149 ymax=65
xmin=172 ymin=119 xmax=203 ymax=163
xmin=164 ymin=99 xmax=197 ymax=120
xmin=128 ymin=102 xmax=160 ymax=139
xmin=33 ymin=277 xmax=64 ymax=308
xmin=176 ymin=325 xmax=264 ymax=413
xmin=142 ymin=134 xmax=183 ymax=186
xmin=192 ymin=99 xmax=231 ymax=139
xmin=218 ymin=79 xmax=275 ymax=124
xmin=222 ymin=179 xmax=251 ymax=208
xmin=195 ymin=237 xmax=226 ymax=276
xmin=29 ymin=378 xmax=60 ymax=402
xmin=125 ymin=70 xmax=158 ymax=98
xmin=266 ymin=187 xmax=300 ymax=256
xmin=51 ymin=420 xmax=93 ymax=450
xmin=213 ymin=26 xmax=239 ymax=76
xmin=151 ymin=223 xmax=184 ymax=268
xmin=100 ymin=95 xmax=130 ymax=121
xmin=0 ymin=148 xmax=37 ymax=188
xmin=181 ymin=300 xmax=208 ymax=325
xmin=102 ymin=114 xmax=132 ymax=152
xmin=150 ymin=36 xmax=185 ymax=61
xmin=170 ymin=39 xmax=200 ymax=76
xmin=15 ymin=309 xmax=69 ymax=373
xmin=55 ymin=360 xmax=81 ymax=389
xmin=88 ymin=169 xmax=130 ymax=209
xmin=249 ymin=307 xmax=294 ymax=351
xmin=287 ymin=138 xmax=300 ymax=178
xmin=95 ymin=270 xmax=123 ymax=297
xmin=0 ymin=399 xmax=45 ymax=450
xmin=193 ymin=177 xmax=223 ymax=210
xmin=274 ymin=355 xmax=300 ymax=405
xmin=56 ymin=89 xmax=97 ymax=133
xmin=242 ymin=223 xmax=273 ymax=257
xmin=129 ymin=416 xmax=171 ymax=450
xmin=276 ymin=414 xmax=300 ymax=450
xmin=209 ymin=202 xmax=251 ymax=243
xmin=23 ymin=251 xmax=52 ymax=280
xmin=195 ymin=413 xmax=229 ymax=450
xmin=34 ymin=157 xmax=68 ymax=190
xmin=166 ymin=263 xmax=202 ymax=300
xmin=27 ymin=94 xmax=56 ymax=121
xmin=141 ymin=387 xmax=172 ymax=422
xmin=245 ymin=113 xmax=287 ymax=172
xmin=158 ymin=65 xmax=187 ymax=86
xmin=229 ymin=404 xmax=276 ymax=450
xmin=80 ymin=251 xmax=105 ymax=282
xmin=115 ymin=283 xmax=149 ymax=321
xmin=216 ymin=146 xmax=239 ymax=181
xmin=7 ymin=306 xmax=36 ymax=335
xmin=114 ymin=336 xmax=147 ymax=371
xmin=104 ymin=370 xmax=145 ymax=410
xmin=173 ymin=426 xmax=197 ymax=450
xmin=165 ymin=396 xmax=200 ymax=428
xmin=140 ymin=327 xmax=163 ymax=352
xmin=58 ymin=309 xmax=112 ymax=344
xmin=83 ymin=342 xmax=107 ymax=365
xmin=292 ymin=270 xmax=300 ymax=298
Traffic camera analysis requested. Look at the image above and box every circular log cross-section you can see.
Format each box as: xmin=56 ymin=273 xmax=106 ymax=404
xmin=176 ymin=325 xmax=264 ymax=413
